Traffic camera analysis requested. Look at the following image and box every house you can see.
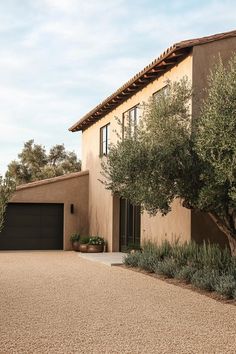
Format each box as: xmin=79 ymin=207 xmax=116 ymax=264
xmin=69 ymin=29 xmax=236 ymax=252
xmin=1 ymin=29 xmax=236 ymax=251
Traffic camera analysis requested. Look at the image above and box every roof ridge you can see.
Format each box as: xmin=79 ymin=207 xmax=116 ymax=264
xmin=16 ymin=170 xmax=89 ymax=190
xmin=69 ymin=29 xmax=236 ymax=132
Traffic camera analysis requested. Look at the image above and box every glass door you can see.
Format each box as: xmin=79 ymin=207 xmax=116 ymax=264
xmin=120 ymin=198 xmax=140 ymax=251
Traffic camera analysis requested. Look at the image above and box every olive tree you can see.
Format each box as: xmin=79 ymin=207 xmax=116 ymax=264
xmin=0 ymin=176 xmax=15 ymax=232
xmin=6 ymin=140 xmax=81 ymax=185
xmin=101 ymin=54 xmax=236 ymax=255
xmin=194 ymin=55 xmax=236 ymax=254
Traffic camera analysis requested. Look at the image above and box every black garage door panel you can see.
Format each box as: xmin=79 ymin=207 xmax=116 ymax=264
xmin=0 ymin=203 xmax=63 ymax=250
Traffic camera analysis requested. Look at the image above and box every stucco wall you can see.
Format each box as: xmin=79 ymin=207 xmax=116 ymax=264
xmin=192 ymin=37 xmax=236 ymax=118
xmin=191 ymin=37 xmax=236 ymax=246
xmin=82 ymin=55 xmax=193 ymax=250
xmin=11 ymin=172 xmax=89 ymax=250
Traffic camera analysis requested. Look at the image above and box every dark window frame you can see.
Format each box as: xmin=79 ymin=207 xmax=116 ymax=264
xmin=153 ymin=84 xmax=169 ymax=101
xmin=100 ymin=123 xmax=110 ymax=156
xmin=122 ymin=105 xmax=140 ymax=138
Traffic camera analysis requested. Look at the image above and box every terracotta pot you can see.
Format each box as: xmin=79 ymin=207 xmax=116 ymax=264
xmin=80 ymin=244 xmax=88 ymax=253
xmin=72 ymin=241 xmax=80 ymax=252
xmin=87 ymin=244 xmax=103 ymax=253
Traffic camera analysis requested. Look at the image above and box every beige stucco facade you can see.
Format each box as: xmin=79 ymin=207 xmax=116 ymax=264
xmin=11 ymin=171 xmax=89 ymax=250
xmin=82 ymin=55 xmax=193 ymax=250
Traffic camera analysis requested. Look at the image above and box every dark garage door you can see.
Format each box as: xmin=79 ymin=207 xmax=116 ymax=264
xmin=0 ymin=203 xmax=63 ymax=250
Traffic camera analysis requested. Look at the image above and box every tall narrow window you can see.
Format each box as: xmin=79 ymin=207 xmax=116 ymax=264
xmin=100 ymin=123 xmax=110 ymax=156
xmin=122 ymin=105 xmax=140 ymax=137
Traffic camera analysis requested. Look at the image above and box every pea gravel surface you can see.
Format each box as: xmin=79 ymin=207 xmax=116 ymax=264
xmin=1 ymin=251 xmax=236 ymax=354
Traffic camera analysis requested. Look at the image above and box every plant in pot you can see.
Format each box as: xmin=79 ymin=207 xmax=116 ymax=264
xmin=79 ymin=236 xmax=90 ymax=253
xmin=87 ymin=236 xmax=105 ymax=253
xmin=70 ymin=234 xmax=80 ymax=251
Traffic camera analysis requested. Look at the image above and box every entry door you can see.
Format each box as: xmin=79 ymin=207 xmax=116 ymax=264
xmin=120 ymin=198 xmax=140 ymax=251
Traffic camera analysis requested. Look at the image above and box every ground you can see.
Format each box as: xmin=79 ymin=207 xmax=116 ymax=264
xmin=1 ymin=252 xmax=236 ymax=354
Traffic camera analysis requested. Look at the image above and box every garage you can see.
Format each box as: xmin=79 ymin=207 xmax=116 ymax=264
xmin=0 ymin=203 xmax=64 ymax=250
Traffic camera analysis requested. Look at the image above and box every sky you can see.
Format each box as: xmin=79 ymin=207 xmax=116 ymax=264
xmin=0 ymin=0 xmax=236 ymax=174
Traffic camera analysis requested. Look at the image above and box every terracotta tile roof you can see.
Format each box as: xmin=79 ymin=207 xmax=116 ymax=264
xmin=16 ymin=170 xmax=89 ymax=191
xmin=69 ymin=29 xmax=236 ymax=132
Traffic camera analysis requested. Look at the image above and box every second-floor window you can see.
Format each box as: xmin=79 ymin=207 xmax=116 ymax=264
xmin=153 ymin=85 xmax=169 ymax=101
xmin=122 ymin=105 xmax=140 ymax=137
xmin=100 ymin=123 xmax=110 ymax=156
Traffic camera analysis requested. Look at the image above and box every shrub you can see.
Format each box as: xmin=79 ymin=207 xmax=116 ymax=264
xmin=214 ymin=275 xmax=236 ymax=298
xmin=142 ymin=240 xmax=173 ymax=261
xmin=196 ymin=243 xmax=232 ymax=272
xmin=155 ymin=258 xmax=180 ymax=278
xmin=175 ymin=265 xmax=197 ymax=282
xmin=123 ymin=252 xmax=141 ymax=267
xmin=191 ymin=269 xmax=219 ymax=291
xmin=137 ymin=253 xmax=159 ymax=272
xmin=123 ymin=240 xmax=236 ymax=299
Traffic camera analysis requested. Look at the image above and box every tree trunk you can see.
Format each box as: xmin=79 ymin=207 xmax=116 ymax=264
xmin=208 ymin=212 xmax=236 ymax=256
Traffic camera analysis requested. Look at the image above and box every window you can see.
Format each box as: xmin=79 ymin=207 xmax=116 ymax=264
xmin=100 ymin=123 xmax=110 ymax=156
xmin=153 ymin=85 xmax=169 ymax=101
xmin=122 ymin=105 xmax=140 ymax=137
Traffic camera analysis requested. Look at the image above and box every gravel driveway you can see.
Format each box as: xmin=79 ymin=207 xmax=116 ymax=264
xmin=1 ymin=251 xmax=236 ymax=354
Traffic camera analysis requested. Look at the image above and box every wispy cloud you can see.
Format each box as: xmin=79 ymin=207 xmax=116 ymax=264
xmin=0 ymin=0 xmax=236 ymax=174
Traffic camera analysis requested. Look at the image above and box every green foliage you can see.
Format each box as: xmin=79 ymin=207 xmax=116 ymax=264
xmin=155 ymin=258 xmax=180 ymax=278
xmin=193 ymin=55 xmax=236 ymax=250
xmin=124 ymin=240 xmax=236 ymax=298
xmin=79 ymin=236 xmax=90 ymax=244
xmin=6 ymin=140 xmax=81 ymax=185
xmin=176 ymin=265 xmax=197 ymax=282
xmin=191 ymin=269 xmax=219 ymax=291
xmin=102 ymin=77 xmax=195 ymax=215
xmin=0 ymin=176 xmax=16 ymax=232
xmin=123 ymin=251 xmax=141 ymax=267
xmin=137 ymin=252 xmax=159 ymax=272
xmin=214 ymin=274 xmax=236 ymax=298
xmin=70 ymin=234 xmax=80 ymax=243
xmin=88 ymin=236 xmax=105 ymax=245
xmin=102 ymin=55 xmax=236 ymax=251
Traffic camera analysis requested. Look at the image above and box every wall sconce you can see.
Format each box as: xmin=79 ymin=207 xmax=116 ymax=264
xmin=70 ymin=204 xmax=74 ymax=214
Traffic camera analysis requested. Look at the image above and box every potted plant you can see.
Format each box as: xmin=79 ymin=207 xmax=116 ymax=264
xmin=70 ymin=234 xmax=80 ymax=251
xmin=79 ymin=236 xmax=90 ymax=252
xmin=87 ymin=236 xmax=105 ymax=253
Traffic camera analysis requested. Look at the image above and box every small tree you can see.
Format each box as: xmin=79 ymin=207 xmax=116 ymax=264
xmin=6 ymin=140 xmax=81 ymax=185
xmin=0 ymin=176 xmax=15 ymax=232
xmin=101 ymin=54 xmax=236 ymax=255
xmin=194 ymin=55 xmax=236 ymax=254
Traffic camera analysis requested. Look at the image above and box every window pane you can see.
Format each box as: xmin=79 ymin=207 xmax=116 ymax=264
xmin=103 ymin=141 xmax=106 ymax=155
xmin=129 ymin=108 xmax=135 ymax=123
xmin=100 ymin=124 xmax=110 ymax=155
xmin=153 ymin=85 xmax=169 ymax=101
xmin=106 ymin=124 xmax=110 ymax=153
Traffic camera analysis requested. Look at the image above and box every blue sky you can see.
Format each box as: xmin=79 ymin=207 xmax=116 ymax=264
xmin=0 ymin=0 xmax=236 ymax=174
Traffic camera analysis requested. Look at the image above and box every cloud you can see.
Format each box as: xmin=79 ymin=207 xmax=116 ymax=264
xmin=0 ymin=0 xmax=236 ymax=175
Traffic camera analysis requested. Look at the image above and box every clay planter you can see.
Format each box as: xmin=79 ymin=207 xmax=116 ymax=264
xmin=80 ymin=244 xmax=88 ymax=253
xmin=72 ymin=241 xmax=80 ymax=252
xmin=87 ymin=244 xmax=103 ymax=253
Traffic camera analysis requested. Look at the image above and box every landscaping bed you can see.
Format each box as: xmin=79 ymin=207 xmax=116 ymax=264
xmin=123 ymin=240 xmax=236 ymax=303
